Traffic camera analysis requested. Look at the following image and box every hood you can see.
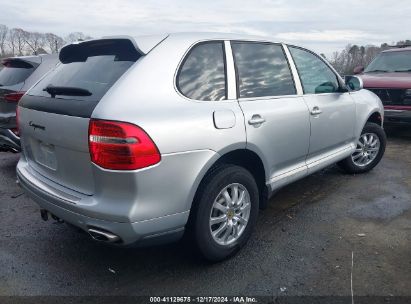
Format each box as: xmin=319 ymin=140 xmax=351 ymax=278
xmin=359 ymin=72 xmax=411 ymax=89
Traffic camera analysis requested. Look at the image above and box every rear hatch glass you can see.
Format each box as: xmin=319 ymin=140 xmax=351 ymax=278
xmin=0 ymin=60 xmax=36 ymax=87
xmin=0 ymin=60 xmax=37 ymax=127
xmin=19 ymin=39 xmax=142 ymax=195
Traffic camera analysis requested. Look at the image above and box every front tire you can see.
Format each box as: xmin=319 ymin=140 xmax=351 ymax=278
xmin=338 ymin=122 xmax=386 ymax=174
xmin=191 ymin=165 xmax=259 ymax=262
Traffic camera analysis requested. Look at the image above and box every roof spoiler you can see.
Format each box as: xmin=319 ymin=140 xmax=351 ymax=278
xmin=59 ymin=34 xmax=168 ymax=64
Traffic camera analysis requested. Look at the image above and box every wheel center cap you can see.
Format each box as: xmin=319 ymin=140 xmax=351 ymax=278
xmin=227 ymin=209 xmax=234 ymax=219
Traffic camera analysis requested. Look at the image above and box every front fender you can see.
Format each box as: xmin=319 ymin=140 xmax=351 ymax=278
xmin=350 ymin=89 xmax=384 ymax=139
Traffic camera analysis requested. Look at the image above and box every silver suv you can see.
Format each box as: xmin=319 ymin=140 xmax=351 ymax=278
xmin=17 ymin=33 xmax=386 ymax=261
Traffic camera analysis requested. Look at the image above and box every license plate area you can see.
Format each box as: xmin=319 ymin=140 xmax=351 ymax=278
xmin=33 ymin=140 xmax=57 ymax=170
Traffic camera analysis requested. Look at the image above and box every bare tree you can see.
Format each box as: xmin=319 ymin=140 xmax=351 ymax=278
xmin=7 ymin=28 xmax=17 ymax=55
xmin=8 ymin=28 xmax=28 ymax=55
xmin=0 ymin=24 xmax=8 ymax=56
xmin=66 ymin=32 xmax=86 ymax=43
xmin=45 ymin=33 xmax=65 ymax=53
xmin=25 ymin=31 xmax=46 ymax=55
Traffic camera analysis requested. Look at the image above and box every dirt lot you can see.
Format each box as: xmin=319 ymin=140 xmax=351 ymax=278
xmin=0 ymin=126 xmax=410 ymax=301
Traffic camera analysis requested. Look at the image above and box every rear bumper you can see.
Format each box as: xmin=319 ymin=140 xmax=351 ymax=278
xmin=17 ymin=159 xmax=189 ymax=246
xmin=384 ymin=109 xmax=411 ymax=125
xmin=0 ymin=128 xmax=20 ymax=152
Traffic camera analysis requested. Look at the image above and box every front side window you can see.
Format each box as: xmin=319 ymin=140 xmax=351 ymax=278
xmin=231 ymin=42 xmax=296 ymax=98
xmin=289 ymin=46 xmax=340 ymax=94
xmin=177 ymin=42 xmax=226 ymax=101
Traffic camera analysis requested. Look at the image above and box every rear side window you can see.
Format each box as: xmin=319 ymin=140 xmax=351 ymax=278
xmin=29 ymin=39 xmax=140 ymax=102
xmin=0 ymin=60 xmax=36 ymax=86
xmin=177 ymin=42 xmax=226 ymax=101
xmin=231 ymin=42 xmax=296 ymax=98
xmin=289 ymin=46 xmax=339 ymax=94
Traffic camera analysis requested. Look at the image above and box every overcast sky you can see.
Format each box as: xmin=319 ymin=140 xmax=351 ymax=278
xmin=1 ymin=0 xmax=410 ymax=56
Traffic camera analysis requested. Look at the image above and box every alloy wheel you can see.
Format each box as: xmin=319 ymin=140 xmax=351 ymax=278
xmin=209 ymin=183 xmax=251 ymax=246
xmin=351 ymin=133 xmax=381 ymax=167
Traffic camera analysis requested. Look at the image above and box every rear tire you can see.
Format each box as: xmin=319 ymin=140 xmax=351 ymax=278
xmin=191 ymin=165 xmax=259 ymax=262
xmin=338 ymin=122 xmax=386 ymax=174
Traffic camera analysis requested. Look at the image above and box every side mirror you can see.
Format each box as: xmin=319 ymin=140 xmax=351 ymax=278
xmin=345 ymin=75 xmax=363 ymax=91
xmin=353 ymin=66 xmax=364 ymax=74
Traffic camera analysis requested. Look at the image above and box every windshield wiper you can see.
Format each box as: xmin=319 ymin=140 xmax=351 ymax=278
xmin=43 ymin=85 xmax=92 ymax=98
xmin=365 ymin=69 xmax=389 ymax=73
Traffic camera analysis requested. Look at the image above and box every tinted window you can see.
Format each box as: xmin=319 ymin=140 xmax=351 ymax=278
xmin=289 ymin=47 xmax=339 ymax=94
xmin=178 ymin=42 xmax=226 ymax=101
xmin=0 ymin=61 xmax=35 ymax=86
xmin=29 ymin=40 xmax=140 ymax=102
xmin=231 ymin=42 xmax=296 ymax=98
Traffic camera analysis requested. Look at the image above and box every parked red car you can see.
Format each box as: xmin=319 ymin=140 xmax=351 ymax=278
xmin=354 ymin=46 xmax=411 ymax=126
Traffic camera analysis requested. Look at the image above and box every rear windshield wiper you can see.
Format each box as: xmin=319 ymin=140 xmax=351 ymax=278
xmin=365 ymin=69 xmax=389 ymax=73
xmin=43 ymin=85 xmax=92 ymax=98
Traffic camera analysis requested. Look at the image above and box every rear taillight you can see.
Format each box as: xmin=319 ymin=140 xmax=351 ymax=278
xmin=88 ymin=119 xmax=161 ymax=170
xmin=4 ymin=91 xmax=25 ymax=103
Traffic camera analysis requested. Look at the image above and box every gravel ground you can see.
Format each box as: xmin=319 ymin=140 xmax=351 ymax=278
xmin=0 ymin=126 xmax=410 ymax=300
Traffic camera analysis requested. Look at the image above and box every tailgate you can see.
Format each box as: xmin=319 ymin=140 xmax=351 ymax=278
xmin=18 ymin=38 xmax=147 ymax=195
xmin=19 ymin=107 xmax=95 ymax=195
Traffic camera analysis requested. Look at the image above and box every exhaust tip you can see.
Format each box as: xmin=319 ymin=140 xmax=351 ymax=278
xmin=88 ymin=228 xmax=121 ymax=243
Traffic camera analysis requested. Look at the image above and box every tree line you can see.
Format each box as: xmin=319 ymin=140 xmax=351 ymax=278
xmin=328 ymin=40 xmax=411 ymax=75
xmin=0 ymin=24 xmax=93 ymax=58
xmin=1 ymin=23 xmax=410 ymax=75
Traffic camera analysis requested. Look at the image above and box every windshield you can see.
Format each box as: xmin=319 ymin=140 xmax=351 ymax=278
xmin=365 ymin=50 xmax=411 ymax=73
xmin=0 ymin=61 xmax=36 ymax=86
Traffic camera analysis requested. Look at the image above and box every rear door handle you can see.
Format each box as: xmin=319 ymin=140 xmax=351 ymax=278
xmin=248 ymin=115 xmax=266 ymax=126
xmin=310 ymin=106 xmax=322 ymax=116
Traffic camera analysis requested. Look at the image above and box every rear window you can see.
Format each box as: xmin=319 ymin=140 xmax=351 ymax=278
xmin=0 ymin=60 xmax=36 ymax=86
xmin=28 ymin=39 xmax=141 ymax=102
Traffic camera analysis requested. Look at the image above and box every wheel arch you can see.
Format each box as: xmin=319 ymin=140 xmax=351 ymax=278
xmin=352 ymin=89 xmax=384 ymax=139
xmin=366 ymin=111 xmax=383 ymax=127
xmin=187 ymin=148 xmax=269 ymax=226
xmin=354 ymin=110 xmax=384 ymax=144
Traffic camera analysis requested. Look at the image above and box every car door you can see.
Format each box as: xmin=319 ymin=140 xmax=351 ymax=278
xmin=231 ymin=41 xmax=311 ymax=189
xmin=288 ymin=46 xmax=356 ymax=172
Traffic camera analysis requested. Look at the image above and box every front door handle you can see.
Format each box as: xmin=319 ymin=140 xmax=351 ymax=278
xmin=248 ymin=115 xmax=266 ymax=126
xmin=310 ymin=106 xmax=322 ymax=116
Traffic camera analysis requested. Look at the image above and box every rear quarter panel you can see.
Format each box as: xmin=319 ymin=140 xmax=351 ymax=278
xmin=90 ymin=35 xmax=247 ymax=220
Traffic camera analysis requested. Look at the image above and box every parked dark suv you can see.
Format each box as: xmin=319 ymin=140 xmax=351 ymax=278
xmin=354 ymin=46 xmax=411 ymax=126
xmin=0 ymin=54 xmax=58 ymax=152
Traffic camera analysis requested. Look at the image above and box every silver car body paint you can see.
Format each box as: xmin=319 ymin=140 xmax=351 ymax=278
xmin=16 ymin=33 xmax=384 ymax=245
